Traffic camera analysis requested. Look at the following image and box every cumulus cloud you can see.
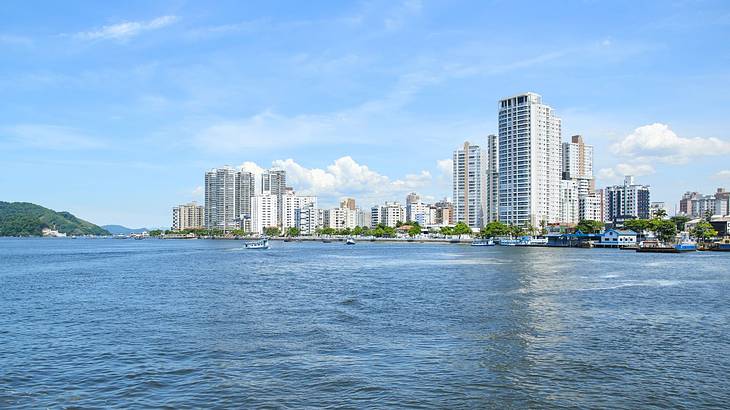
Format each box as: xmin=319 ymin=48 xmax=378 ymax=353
xmin=74 ymin=15 xmax=178 ymax=41
xmin=436 ymin=158 xmax=453 ymax=177
xmin=598 ymin=163 xmax=655 ymax=180
xmin=237 ymin=156 xmax=433 ymax=206
xmin=611 ymin=123 xmax=730 ymax=164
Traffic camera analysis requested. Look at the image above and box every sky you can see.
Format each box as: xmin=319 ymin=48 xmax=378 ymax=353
xmin=2 ymin=0 xmax=730 ymax=228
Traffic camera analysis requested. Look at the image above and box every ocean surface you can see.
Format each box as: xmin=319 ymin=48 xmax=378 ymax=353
xmin=1 ymin=238 xmax=728 ymax=408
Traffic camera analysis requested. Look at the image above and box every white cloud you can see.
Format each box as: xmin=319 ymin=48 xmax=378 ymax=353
xmin=436 ymin=158 xmax=452 ymax=176
xmin=238 ymin=161 xmax=265 ymax=175
xmin=715 ymin=170 xmax=730 ymax=179
xmin=598 ymin=163 xmax=655 ymax=180
xmin=238 ymin=156 xmax=433 ymax=206
xmin=611 ymin=123 xmax=730 ymax=164
xmin=74 ymin=15 xmax=178 ymax=41
xmin=2 ymin=124 xmax=106 ymax=150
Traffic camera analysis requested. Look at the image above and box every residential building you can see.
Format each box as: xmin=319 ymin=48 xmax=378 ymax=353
xmin=204 ymin=166 xmax=238 ymax=230
xmin=715 ymin=188 xmax=730 ymax=216
xmin=406 ymin=192 xmax=420 ymax=206
xmin=434 ymin=199 xmax=454 ymax=226
xmin=487 ymin=134 xmax=499 ymax=223
xmin=324 ymin=207 xmax=358 ymax=230
xmin=356 ymin=209 xmax=371 ymax=228
xmin=282 ymin=192 xmax=317 ymax=231
xmin=172 ymin=202 xmax=205 ymax=231
xmin=679 ymin=188 xmax=730 ymax=218
xmin=371 ymin=202 xmax=405 ymax=228
xmin=235 ymin=171 xmax=255 ymax=232
xmin=295 ymin=203 xmax=319 ymax=236
xmin=692 ymin=194 xmax=717 ymax=218
xmin=603 ymin=176 xmax=651 ymax=223
xmin=650 ymin=202 xmax=667 ymax=218
xmin=679 ymin=191 xmax=701 ymax=215
xmin=251 ymin=193 xmax=278 ymax=234
xmin=340 ymin=198 xmax=356 ymax=211
xmin=453 ymin=141 xmax=486 ymax=228
xmin=498 ymin=92 xmax=562 ymax=226
xmin=562 ymin=135 xmax=593 ymax=180
xmin=559 ymin=180 xmax=579 ymax=225
xmin=260 ymin=169 xmax=287 ymax=228
xmin=579 ymin=192 xmax=603 ymax=222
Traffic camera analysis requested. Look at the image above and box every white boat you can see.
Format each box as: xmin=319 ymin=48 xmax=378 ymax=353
xmin=244 ymin=238 xmax=269 ymax=249
xmin=470 ymin=239 xmax=494 ymax=246
xmin=345 ymin=238 xmax=356 ymax=245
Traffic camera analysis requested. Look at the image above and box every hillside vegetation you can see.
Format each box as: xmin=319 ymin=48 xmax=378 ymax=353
xmin=0 ymin=202 xmax=110 ymax=236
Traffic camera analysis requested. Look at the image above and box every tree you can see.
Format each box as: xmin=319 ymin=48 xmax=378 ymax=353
xmin=654 ymin=208 xmax=668 ymax=219
xmin=408 ymin=225 xmax=422 ymax=237
xmin=148 ymin=229 xmax=163 ymax=237
xmin=352 ymin=226 xmax=364 ymax=236
xmin=286 ymin=227 xmax=300 ymax=237
xmin=452 ymin=222 xmax=472 ymax=236
xmin=623 ymin=219 xmax=650 ymax=234
xmin=263 ymin=226 xmax=281 ymax=237
xmin=576 ymin=219 xmax=604 ymax=234
xmin=539 ymin=220 xmax=548 ymax=235
xmin=439 ymin=226 xmax=454 ymax=236
xmin=691 ymin=220 xmax=718 ymax=242
xmin=509 ymin=224 xmax=525 ymax=237
xmin=670 ymin=215 xmax=690 ymax=231
xmin=704 ymin=209 xmax=713 ymax=222
xmin=652 ymin=219 xmax=678 ymax=243
xmin=480 ymin=221 xmax=510 ymax=238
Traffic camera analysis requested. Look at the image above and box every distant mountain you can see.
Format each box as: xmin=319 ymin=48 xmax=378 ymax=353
xmin=102 ymin=225 xmax=149 ymax=235
xmin=0 ymin=202 xmax=110 ymax=236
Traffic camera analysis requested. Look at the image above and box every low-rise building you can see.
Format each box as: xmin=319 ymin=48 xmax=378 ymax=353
xmin=600 ymin=229 xmax=638 ymax=247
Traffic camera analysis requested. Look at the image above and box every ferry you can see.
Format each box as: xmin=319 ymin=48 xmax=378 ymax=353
xmin=499 ymin=236 xmax=547 ymax=246
xmin=712 ymin=238 xmax=730 ymax=251
xmin=470 ymin=238 xmax=495 ymax=246
xmin=345 ymin=238 xmax=356 ymax=245
xmin=674 ymin=233 xmax=697 ymax=252
xmin=244 ymin=238 xmax=270 ymax=250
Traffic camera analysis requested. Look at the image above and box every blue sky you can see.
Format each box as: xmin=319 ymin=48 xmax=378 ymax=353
xmin=2 ymin=0 xmax=730 ymax=228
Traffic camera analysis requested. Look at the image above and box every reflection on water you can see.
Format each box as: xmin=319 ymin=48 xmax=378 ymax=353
xmin=0 ymin=239 xmax=728 ymax=408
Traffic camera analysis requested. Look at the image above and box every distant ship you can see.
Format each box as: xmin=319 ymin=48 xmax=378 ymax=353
xmin=345 ymin=238 xmax=356 ymax=245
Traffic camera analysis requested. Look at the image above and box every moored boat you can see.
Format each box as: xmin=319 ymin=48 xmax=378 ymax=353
xmin=345 ymin=238 xmax=356 ymax=245
xmin=471 ymin=239 xmax=495 ymax=246
xmin=637 ymin=240 xmax=679 ymax=253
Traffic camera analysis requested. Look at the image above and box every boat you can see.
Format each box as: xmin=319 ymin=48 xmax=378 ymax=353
xmin=637 ymin=240 xmax=679 ymax=253
xmin=345 ymin=238 xmax=356 ymax=245
xmin=710 ymin=238 xmax=730 ymax=251
xmin=322 ymin=238 xmax=332 ymax=243
xmin=674 ymin=234 xmax=697 ymax=252
xmin=470 ymin=239 xmax=495 ymax=246
xmin=244 ymin=238 xmax=269 ymax=249
xmin=499 ymin=236 xmax=547 ymax=246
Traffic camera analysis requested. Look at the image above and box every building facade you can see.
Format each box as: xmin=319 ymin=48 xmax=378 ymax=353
xmin=235 ymin=171 xmax=256 ymax=232
xmin=172 ymin=202 xmax=205 ymax=231
xmin=204 ymin=166 xmax=238 ymax=230
xmin=453 ymin=141 xmax=486 ymax=228
xmin=282 ymin=192 xmax=317 ymax=231
xmin=487 ymin=134 xmax=499 ymax=223
xmin=260 ymin=170 xmax=287 ymax=228
xmin=559 ymin=180 xmax=579 ymax=225
xmin=498 ymin=92 xmax=562 ymax=226
xmin=251 ymin=193 xmax=278 ymax=234
xmin=603 ymin=176 xmax=651 ymax=223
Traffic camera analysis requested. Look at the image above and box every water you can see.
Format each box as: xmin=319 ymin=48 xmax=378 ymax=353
xmin=1 ymin=238 xmax=728 ymax=408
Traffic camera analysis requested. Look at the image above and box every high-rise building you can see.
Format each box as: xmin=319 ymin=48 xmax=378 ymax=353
xmin=371 ymin=202 xmax=405 ymax=228
xmin=260 ymin=170 xmax=287 ymax=228
xmin=579 ymin=191 xmax=603 ymax=222
xmin=205 ymin=166 xmax=238 ymax=230
xmin=715 ymin=188 xmax=730 ymax=216
xmin=486 ymin=134 xmax=499 ymax=223
xmin=251 ymin=193 xmax=278 ymax=234
xmin=559 ymin=180 xmax=579 ymax=225
xmin=295 ymin=203 xmax=319 ymax=235
xmin=679 ymin=189 xmax=729 ymax=217
xmin=604 ymin=176 xmax=651 ymax=223
xmin=172 ymin=202 xmax=205 ymax=231
xmin=406 ymin=192 xmax=420 ymax=206
xmin=452 ymin=141 xmax=486 ymax=228
xmin=235 ymin=171 xmax=256 ymax=232
xmin=282 ymin=192 xmax=317 ymax=231
xmin=434 ymin=199 xmax=454 ymax=226
xmin=679 ymin=191 xmax=700 ymax=215
xmin=498 ymin=92 xmax=562 ymax=226
xmin=562 ymin=135 xmax=593 ymax=180
xmin=340 ymin=198 xmax=356 ymax=211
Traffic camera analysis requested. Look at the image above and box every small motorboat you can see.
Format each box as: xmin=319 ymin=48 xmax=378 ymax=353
xmin=244 ymin=238 xmax=269 ymax=250
xmin=345 ymin=238 xmax=356 ymax=245
xmin=470 ymin=239 xmax=494 ymax=246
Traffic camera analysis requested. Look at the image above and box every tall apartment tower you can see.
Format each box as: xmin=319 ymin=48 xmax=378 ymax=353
xmin=172 ymin=202 xmax=205 ymax=231
xmin=340 ymin=198 xmax=356 ymax=210
xmin=452 ymin=141 xmax=487 ymax=228
xmin=498 ymin=92 xmax=562 ymax=226
xmin=204 ymin=166 xmax=238 ymax=230
xmin=604 ymin=176 xmax=651 ymax=223
xmin=486 ymin=134 xmax=499 ymax=223
xmin=260 ymin=170 xmax=287 ymax=228
xmin=562 ymin=135 xmax=593 ymax=180
xmin=236 ymin=171 xmax=256 ymax=232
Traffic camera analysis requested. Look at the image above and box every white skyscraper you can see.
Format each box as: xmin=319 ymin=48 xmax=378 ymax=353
xmin=205 ymin=166 xmax=238 ymax=230
xmin=260 ymin=169 xmax=287 ymax=228
xmin=251 ymin=193 xmax=278 ymax=234
xmin=452 ymin=141 xmax=486 ymax=228
xmin=498 ymin=92 xmax=562 ymax=226
xmin=559 ymin=180 xmax=579 ymax=225
xmin=282 ymin=192 xmax=317 ymax=231
xmin=487 ymin=134 xmax=499 ymax=223
xmin=236 ymin=171 xmax=256 ymax=232
xmin=562 ymin=135 xmax=594 ymax=180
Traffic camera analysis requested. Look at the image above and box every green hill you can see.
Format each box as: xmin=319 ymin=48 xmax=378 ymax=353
xmin=0 ymin=202 xmax=110 ymax=236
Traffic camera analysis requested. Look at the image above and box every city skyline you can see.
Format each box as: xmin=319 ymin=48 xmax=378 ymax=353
xmin=3 ymin=1 xmax=730 ymax=227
